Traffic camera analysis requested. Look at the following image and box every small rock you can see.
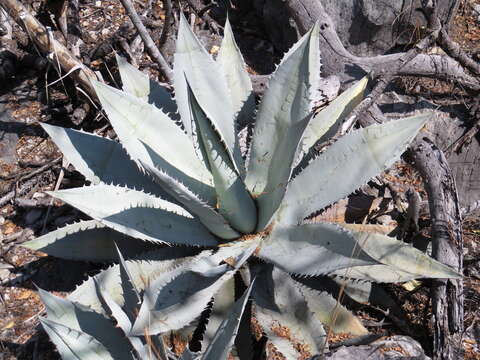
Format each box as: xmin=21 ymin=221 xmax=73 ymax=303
xmin=325 ymin=336 xmax=430 ymax=360
xmin=0 ymin=268 xmax=12 ymax=282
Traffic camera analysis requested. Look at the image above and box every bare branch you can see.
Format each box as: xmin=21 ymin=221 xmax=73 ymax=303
xmin=118 ymin=0 xmax=173 ymax=83
xmin=0 ymin=0 xmax=98 ymax=98
xmin=158 ymin=0 xmax=172 ymax=50
xmin=283 ymin=0 xmax=480 ymax=90
xmin=438 ymin=27 xmax=480 ymax=76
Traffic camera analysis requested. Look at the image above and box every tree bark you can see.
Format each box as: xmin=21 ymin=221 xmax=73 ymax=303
xmin=410 ymin=137 xmax=464 ymax=360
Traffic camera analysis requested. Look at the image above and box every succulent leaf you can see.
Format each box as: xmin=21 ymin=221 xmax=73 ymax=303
xmin=278 ymin=114 xmax=429 ymax=225
xmin=174 ymin=14 xmax=243 ymax=173
xmin=40 ymin=318 xmax=116 ymax=360
xmin=38 ymin=288 xmax=136 ymax=359
xmin=92 ymin=278 xmax=150 ymax=359
xmin=23 ymin=220 xmax=155 ymax=262
xmin=341 ymin=230 xmax=462 ymax=281
xmin=300 ymin=76 xmax=369 ymax=157
xmin=115 ymin=245 xmax=141 ymax=322
xmin=252 ymin=264 xmax=327 ymax=358
xmin=246 ymin=24 xmax=320 ymax=231
xmin=202 ymin=281 xmax=254 ymax=360
xmin=132 ymin=240 xmax=258 ymax=335
xmin=92 ymin=80 xmax=215 ymax=201
xmin=69 ymin=247 xmax=199 ymax=312
xmin=217 ymin=17 xmax=255 ymax=129
xmin=116 ymin=54 xmax=178 ymax=117
xmin=187 ymin=82 xmax=257 ymax=234
xmin=41 ymin=123 xmax=165 ymax=198
xmin=201 ymin=277 xmax=236 ymax=350
xmin=299 ymin=285 xmax=368 ymax=336
xmin=257 ymin=223 xmax=377 ymax=276
xmin=141 ymin=153 xmax=240 ymax=240
xmin=48 ymin=184 xmax=217 ymax=247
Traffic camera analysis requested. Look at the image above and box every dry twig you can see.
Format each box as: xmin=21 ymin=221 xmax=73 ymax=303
xmin=118 ymin=0 xmax=173 ymax=83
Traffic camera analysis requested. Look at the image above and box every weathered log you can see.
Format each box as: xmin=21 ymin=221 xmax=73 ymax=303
xmin=0 ymin=0 xmax=98 ymax=98
xmin=254 ymin=0 xmax=480 ymax=90
xmin=410 ymin=137 xmax=464 ymax=360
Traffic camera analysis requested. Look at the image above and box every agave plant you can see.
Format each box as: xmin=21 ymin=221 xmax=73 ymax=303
xmin=25 ymin=14 xmax=461 ymax=359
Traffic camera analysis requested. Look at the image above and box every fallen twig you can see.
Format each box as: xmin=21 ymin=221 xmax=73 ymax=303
xmin=158 ymin=0 xmax=172 ymax=51
xmin=0 ymin=0 xmax=98 ymax=97
xmin=118 ymin=0 xmax=173 ymax=83
xmin=438 ymin=27 xmax=480 ymax=76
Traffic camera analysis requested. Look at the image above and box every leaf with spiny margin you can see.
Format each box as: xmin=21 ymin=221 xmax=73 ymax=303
xmin=299 ymin=284 xmax=367 ymax=336
xmin=278 ymin=114 xmax=430 ymax=225
xmin=299 ymin=77 xmax=368 ymax=158
xmin=251 ymin=264 xmax=327 ymax=359
xmin=338 ymin=230 xmax=462 ymax=281
xmin=140 ymin=159 xmax=239 ymax=240
xmin=203 ymin=280 xmax=254 ymax=360
xmin=174 ymin=14 xmax=243 ymax=173
xmin=23 ymin=220 xmax=156 ymax=262
xmin=216 ymin=16 xmax=255 ymax=129
xmin=257 ymin=223 xmax=377 ymax=277
xmin=49 ymin=184 xmax=217 ymax=247
xmin=69 ymin=247 xmax=200 ymax=313
xmin=41 ymin=123 xmax=165 ymax=198
xmin=328 ymin=277 xmax=402 ymax=318
xmin=40 ymin=318 xmax=116 ymax=360
xmin=115 ymin=54 xmax=178 ymax=117
xmin=38 ymin=288 xmax=136 ymax=359
xmin=92 ymin=80 xmax=215 ymax=203
xmin=187 ymin=82 xmax=257 ymax=234
xmin=115 ymin=245 xmax=141 ymax=322
xmin=93 ymin=278 xmax=149 ymax=360
xmin=330 ymin=264 xmax=422 ymax=283
xmin=245 ymin=24 xmax=320 ymax=231
xmin=201 ymin=277 xmax=235 ymax=350
xmin=131 ymin=240 xmax=259 ymax=335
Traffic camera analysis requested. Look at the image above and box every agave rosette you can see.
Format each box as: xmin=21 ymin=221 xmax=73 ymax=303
xmin=25 ymin=15 xmax=460 ymax=359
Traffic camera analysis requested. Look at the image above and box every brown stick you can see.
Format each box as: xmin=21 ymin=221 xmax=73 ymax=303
xmin=118 ymin=0 xmax=173 ymax=83
xmin=0 ymin=0 xmax=98 ymax=98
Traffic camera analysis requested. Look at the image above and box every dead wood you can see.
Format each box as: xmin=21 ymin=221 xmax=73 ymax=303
xmin=279 ymin=0 xmax=480 ymax=90
xmin=438 ymin=28 xmax=480 ymax=76
xmin=0 ymin=0 xmax=98 ymax=98
xmin=118 ymin=0 xmax=173 ymax=83
xmin=410 ymin=137 xmax=464 ymax=360
xmin=342 ymin=4 xmax=442 ymax=131
xmin=158 ymin=0 xmax=172 ymax=50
